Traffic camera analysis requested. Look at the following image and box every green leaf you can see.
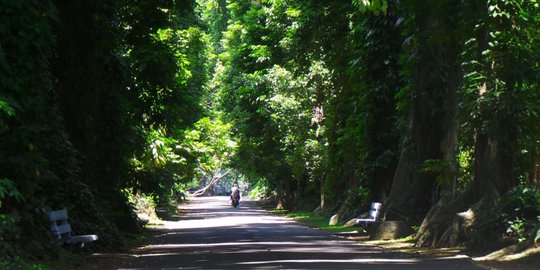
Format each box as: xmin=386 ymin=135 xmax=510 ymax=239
xmin=0 ymin=99 xmax=15 ymax=117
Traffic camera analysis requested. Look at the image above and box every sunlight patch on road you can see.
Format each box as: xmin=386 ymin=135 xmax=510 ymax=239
xmin=160 ymin=215 xmax=290 ymax=229
xmin=236 ymin=258 xmax=420 ymax=265
xmin=140 ymin=241 xmax=348 ymax=250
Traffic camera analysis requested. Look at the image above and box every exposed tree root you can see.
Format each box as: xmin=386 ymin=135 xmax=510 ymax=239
xmin=415 ymin=195 xmax=490 ymax=248
xmin=474 ymin=240 xmax=537 ymax=261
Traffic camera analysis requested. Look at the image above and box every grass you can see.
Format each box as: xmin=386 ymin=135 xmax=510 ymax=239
xmin=271 ymin=210 xmax=363 ymax=233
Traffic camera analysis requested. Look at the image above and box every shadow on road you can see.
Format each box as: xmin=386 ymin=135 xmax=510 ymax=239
xmin=97 ymin=196 xmax=482 ymax=270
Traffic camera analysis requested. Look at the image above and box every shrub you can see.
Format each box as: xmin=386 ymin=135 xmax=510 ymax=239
xmin=497 ymin=185 xmax=540 ymax=243
xmin=475 ymin=185 xmax=540 ymax=246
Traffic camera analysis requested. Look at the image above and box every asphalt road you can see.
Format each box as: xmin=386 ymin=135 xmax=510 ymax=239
xmin=118 ymin=196 xmax=483 ymax=270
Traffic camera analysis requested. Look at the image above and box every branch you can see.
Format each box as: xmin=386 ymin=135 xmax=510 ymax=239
xmin=190 ymin=170 xmax=232 ymax=197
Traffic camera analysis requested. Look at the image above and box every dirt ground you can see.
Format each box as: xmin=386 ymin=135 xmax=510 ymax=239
xmin=338 ymin=233 xmax=540 ymax=270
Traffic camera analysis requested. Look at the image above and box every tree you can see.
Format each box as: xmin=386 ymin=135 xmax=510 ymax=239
xmin=120 ymin=0 xmax=212 ymax=203
xmin=383 ymin=0 xmax=463 ymax=223
xmin=416 ymin=0 xmax=540 ymax=247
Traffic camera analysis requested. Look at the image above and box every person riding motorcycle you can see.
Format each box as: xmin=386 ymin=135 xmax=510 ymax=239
xmin=230 ymin=183 xmax=240 ymax=207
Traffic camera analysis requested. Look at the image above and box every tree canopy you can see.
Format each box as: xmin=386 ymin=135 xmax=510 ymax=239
xmin=1 ymin=0 xmax=539 ymax=267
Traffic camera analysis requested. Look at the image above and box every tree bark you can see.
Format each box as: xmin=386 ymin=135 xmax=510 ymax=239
xmin=414 ymin=0 xmax=519 ymax=247
xmin=384 ymin=1 xmax=454 ymax=222
xmin=320 ymin=173 xmax=326 ymax=209
xmin=384 ymin=138 xmax=419 ymax=220
xmin=276 ymin=179 xmax=294 ymax=210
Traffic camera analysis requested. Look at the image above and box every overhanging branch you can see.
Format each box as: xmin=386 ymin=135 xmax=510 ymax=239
xmin=190 ymin=170 xmax=232 ymax=196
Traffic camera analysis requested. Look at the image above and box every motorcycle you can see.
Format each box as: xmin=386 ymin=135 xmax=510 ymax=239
xmin=231 ymin=194 xmax=240 ymax=208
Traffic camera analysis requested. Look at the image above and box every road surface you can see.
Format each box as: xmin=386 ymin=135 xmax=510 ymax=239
xmin=118 ymin=196 xmax=482 ymax=270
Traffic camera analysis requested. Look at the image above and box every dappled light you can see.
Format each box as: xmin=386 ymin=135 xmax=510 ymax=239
xmin=116 ymin=197 xmax=481 ymax=270
xmin=2 ymin=0 xmax=539 ymax=268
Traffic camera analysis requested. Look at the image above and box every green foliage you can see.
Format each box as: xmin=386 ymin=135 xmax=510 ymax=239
xmin=325 ymin=0 xmax=402 ymax=208
xmin=477 ymin=185 xmax=540 ymax=244
xmin=121 ymin=0 xmax=214 ymax=205
xmin=0 ymin=0 xmax=213 ymax=265
xmin=352 ymin=0 xmax=388 ymax=15
xmin=0 ymin=258 xmax=54 ymax=270
xmin=0 ymin=179 xmax=26 ymax=263
xmin=0 ymin=0 xmax=72 ymax=263
xmin=0 ymin=214 xmax=18 ymax=264
xmin=2 ymin=0 xmax=540 ymax=261
xmin=355 ymin=186 xmax=370 ymax=207
xmin=125 ymin=189 xmax=159 ymax=222
xmin=461 ymin=0 xmax=540 ymax=151
xmin=497 ymin=186 xmax=540 ymax=242
xmin=0 ymin=179 xmax=22 ymax=209
xmin=0 ymin=99 xmax=15 ymax=118
xmin=420 ymin=159 xmax=461 ymax=187
xmin=248 ymin=179 xmax=273 ymax=199
xmin=181 ymin=117 xmax=237 ymax=176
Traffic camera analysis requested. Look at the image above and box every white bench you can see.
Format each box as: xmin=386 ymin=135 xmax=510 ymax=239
xmin=355 ymin=202 xmax=382 ymax=226
xmin=48 ymin=209 xmax=98 ymax=247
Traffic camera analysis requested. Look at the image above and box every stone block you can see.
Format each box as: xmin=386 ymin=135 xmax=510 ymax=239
xmin=369 ymin=221 xmax=413 ymax=240
xmin=329 ymin=214 xmax=339 ymax=225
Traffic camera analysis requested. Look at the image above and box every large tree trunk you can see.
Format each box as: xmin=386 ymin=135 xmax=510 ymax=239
xmin=384 ymin=1 xmax=455 ymax=222
xmin=276 ymin=178 xmax=295 ymax=210
xmin=415 ymin=0 xmax=479 ymax=247
xmin=416 ymin=137 xmax=517 ymax=247
xmin=384 ymin=138 xmax=420 ymax=220
xmin=276 ymin=183 xmax=285 ymax=210
xmin=415 ymin=0 xmax=519 ymax=247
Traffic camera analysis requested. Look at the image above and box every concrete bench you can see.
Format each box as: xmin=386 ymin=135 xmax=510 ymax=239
xmin=48 ymin=209 xmax=98 ymax=247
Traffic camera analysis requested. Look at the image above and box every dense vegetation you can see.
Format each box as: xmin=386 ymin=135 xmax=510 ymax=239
xmin=1 ymin=0 xmax=539 ymax=267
